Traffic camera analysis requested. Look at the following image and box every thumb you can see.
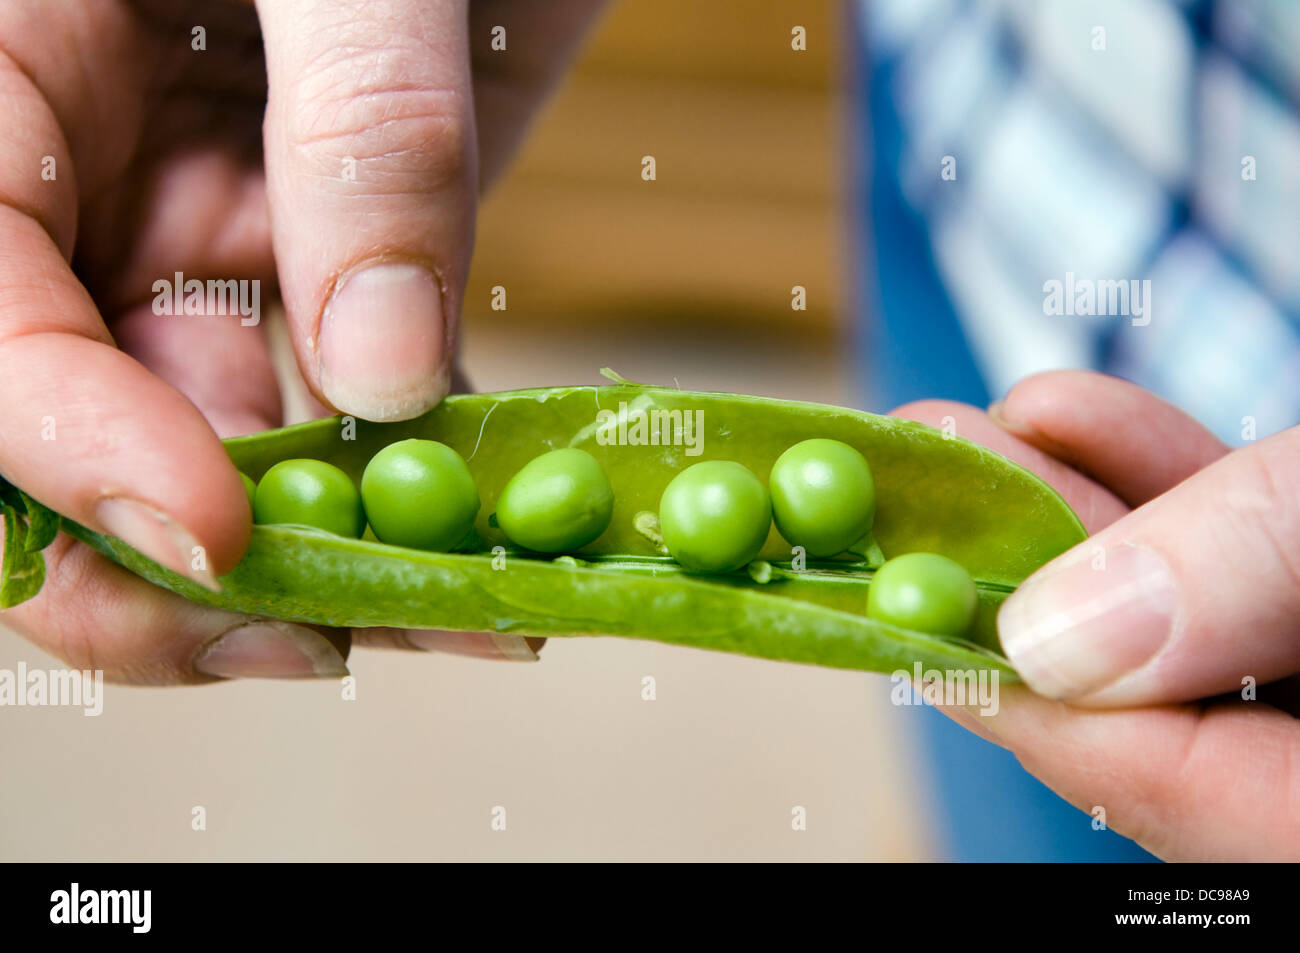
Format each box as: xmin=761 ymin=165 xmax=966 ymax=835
xmin=999 ymin=427 xmax=1300 ymax=706
xmin=257 ymin=0 xmax=475 ymax=421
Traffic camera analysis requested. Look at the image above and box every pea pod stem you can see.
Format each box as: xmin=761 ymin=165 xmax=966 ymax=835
xmin=846 ymin=532 xmax=887 ymax=568
xmin=632 ymin=510 xmax=668 ymax=554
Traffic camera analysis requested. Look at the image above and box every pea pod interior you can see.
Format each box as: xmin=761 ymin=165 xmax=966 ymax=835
xmin=62 ymin=383 xmax=1088 ymax=677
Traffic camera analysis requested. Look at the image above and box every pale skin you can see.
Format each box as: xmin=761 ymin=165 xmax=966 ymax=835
xmin=0 ymin=2 xmax=1292 ymax=860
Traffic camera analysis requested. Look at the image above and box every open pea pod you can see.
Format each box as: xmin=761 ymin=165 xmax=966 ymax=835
xmin=3 ymin=381 xmax=1087 ymax=677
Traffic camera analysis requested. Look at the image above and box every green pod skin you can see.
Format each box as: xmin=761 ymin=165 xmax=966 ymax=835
xmin=769 ymin=438 xmax=875 ymax=558
xmin=14 ymin=383 xmax=1087 ymax=677
xmin=658 ymin=461 xmax=771 ymax=573
xmin=239 ymin=472 xmax=257 ymax=505
xmin=866 ymin=553 xmax=979 ymax=638
xmin=496 ymin=448 xmax=614 ymax=553
xmin=253 ymin=459 xmax=365 ymax=538
xmin=361 ymin=439 xmax=480 ymax=551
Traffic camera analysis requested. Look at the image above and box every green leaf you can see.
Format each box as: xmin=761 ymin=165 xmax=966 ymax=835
xmin=0 ymin=481 xmax=22 ymax=510
xmin=19 ymin=491 xmax=60 ymax=552
xmin=1 ymin=503 xmax=46 ymax=608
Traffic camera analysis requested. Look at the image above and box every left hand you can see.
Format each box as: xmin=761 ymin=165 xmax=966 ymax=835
xmin=891 ymin=369 xmax=1300 ymax=861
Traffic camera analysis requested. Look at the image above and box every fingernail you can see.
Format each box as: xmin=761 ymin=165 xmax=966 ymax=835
xmin=988 ymin=400 xmax=1080 ymax=466
xmin=999 ymin=544 xmax=1177 ymax=700
xmin=319 ymin=262 xmax=449 ymax=422
xmin=942 ymin=702 xmax=1006 ymax=748
xmin=987 ymin=400 xmax=1038 ymax=441
xmin=402 ymin=629 xmax=541 ymax=661
xmin=490 ymin=634 xmax=541 ymax=661
xmin=95 ymin=497 xmax=220 ymax=592
xmin=195 ymin=622 xmax=349 ymax=679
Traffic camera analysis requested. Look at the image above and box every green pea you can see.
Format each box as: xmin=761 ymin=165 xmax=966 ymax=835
xmin=866 ymin=552 xmax=977 ymax=637
xmin=496 ymin=448 xmax=614 ymax=553
xmin=361 ymin=439 xmax=479 ymax=551
xmin=769 ymin=438 xmax=875 ymax=557
xmin=658 ymin=460 xmax=771 ymax=573
xmin=253 ymin=459 xmax=365 ymax=538
xmin=239 ymin=472 xmax=257 ymax=506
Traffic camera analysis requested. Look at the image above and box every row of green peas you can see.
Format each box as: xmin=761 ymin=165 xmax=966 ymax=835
xmin=242 ymin=438 xmax=979 ymax=638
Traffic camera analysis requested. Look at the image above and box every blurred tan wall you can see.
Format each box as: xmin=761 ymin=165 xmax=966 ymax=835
xmin=0 ymin=0 xmax=937 ymax=861
xmin=466 ymin=0 xmax=843 ymax=337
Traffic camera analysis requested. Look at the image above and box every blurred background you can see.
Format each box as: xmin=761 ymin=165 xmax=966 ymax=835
xmin=0 ymin=0 xmax=938 ymax=861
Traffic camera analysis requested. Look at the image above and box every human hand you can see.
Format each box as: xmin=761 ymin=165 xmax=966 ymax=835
xmin=892 ymin=370 xmax=1299 ymax=860
xmin=0 ymin=0 xmax=603 ymax=682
